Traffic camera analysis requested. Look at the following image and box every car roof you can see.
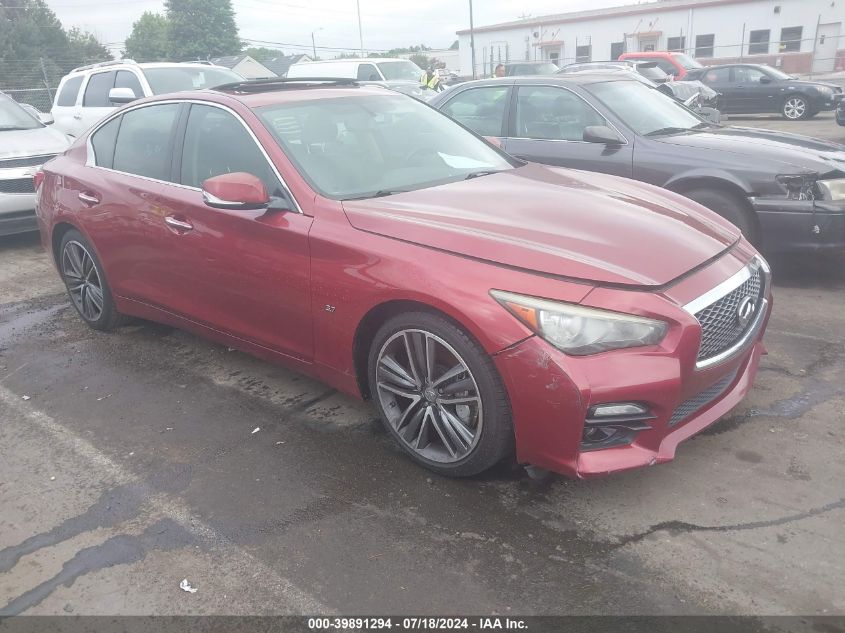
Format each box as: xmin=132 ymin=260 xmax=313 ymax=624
xmin=453 ymin=74 xmax=637 ymax=88
xmin=67 ymin=61 xmax=232 ymax=76
xmin=294 ymin=57 xmax=410 ymax=64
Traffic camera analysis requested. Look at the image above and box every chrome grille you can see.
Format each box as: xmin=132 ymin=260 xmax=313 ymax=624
xmin=0 ymin=178 xmax=35 ymax=194
xmin=669 ymin=368 xmax=738 ymax=427
xmin=0 ymin=154 xmax=56 ymax=169
xmin=694 ymin=267 xmax=763 ymax=363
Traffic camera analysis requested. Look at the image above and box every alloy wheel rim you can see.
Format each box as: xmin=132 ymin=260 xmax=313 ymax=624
xmin=376 ymin=329 xmax=483 ymax=463
xmin=62 ymin=240 xmax=104 ymax=321
xmin=784 ymin=98 xmax=806 ymax=119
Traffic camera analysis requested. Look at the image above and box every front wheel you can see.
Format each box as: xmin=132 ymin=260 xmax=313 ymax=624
xmin=682 ymin=188 xmax=758 ymax=245
xmin=782 ymin=96 xmax=809 ymax=120
xmin=368 ymin=312 xmax=513 ymax=477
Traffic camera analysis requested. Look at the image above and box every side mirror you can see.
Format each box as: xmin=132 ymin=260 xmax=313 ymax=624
xmin=202 ymin=172 xmax=271 ymax=211
xmin=109 ymin=87 xmax=138 ymax=104
xmin=759 ymin=76 xmax=772 ymax=84
xmin=483 ymin=136 xmax=503 ymax=148
xmin=583 ymin=125 xmax=623 ymax=145
xmin=39 ymin=112 xmax=55 ymax=125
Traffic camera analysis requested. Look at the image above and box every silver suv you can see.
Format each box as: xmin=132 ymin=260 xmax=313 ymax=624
xmin=51 ymin=60 xmax=243 ymax=137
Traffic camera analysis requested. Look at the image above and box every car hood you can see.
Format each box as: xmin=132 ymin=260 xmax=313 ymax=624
xmin=652 ymin=126 xmax=845 ymax=177
xmin=780 ymin=78 xmax=841 ymax=91
xmin=0 ymin=126 xmax=70 ymax=159
xmin=342 ymin=163 xmax=740 ymax=288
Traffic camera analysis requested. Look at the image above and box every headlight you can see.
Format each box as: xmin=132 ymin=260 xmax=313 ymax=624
xmin=815 ymin=86 xmax=834 ymax=96
xmin=776 ymin=174 xmax=817 ymax=200
xmin=817 ymin=178 xmax=845 ymax=201
xmin=491 ymin=290 xmax=668 ymax=356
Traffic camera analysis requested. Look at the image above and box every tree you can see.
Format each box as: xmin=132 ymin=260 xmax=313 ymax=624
xmin=165 ymin=0 xmax=241 ymax=60
xmin=123 ymin=12 xmax=170 ymax=61
xmin=66 ymin=27 xmax=112 ymax=66
xmin=242 ymin=46 xmax=284 ymax=62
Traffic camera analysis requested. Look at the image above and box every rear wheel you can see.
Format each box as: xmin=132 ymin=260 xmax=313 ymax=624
xmin=368 ymin=312 xmax=513 ymax=477
xmin=682 ymin=188 xmax=758 ymax=245
xmin=782 ymin=95 xmax=809 ymax=120
xmin=59 ymin=229 xmax=124 ymax=331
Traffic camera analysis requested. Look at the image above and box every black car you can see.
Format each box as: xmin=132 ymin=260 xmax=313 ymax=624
xmin=683 ymin=63 xmax=843 ymax=120
xmin=429 ymin=75 xmax=845 ymax=252
xmin=837 ymin=99 xmax=845 ymax=126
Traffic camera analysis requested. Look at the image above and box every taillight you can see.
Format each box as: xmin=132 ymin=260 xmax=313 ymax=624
xmin=33 ymin=170 xmax=45 ymax=191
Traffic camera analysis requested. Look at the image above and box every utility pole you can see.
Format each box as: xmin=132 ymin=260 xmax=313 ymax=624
xmin=311 ymin=28 xmax=322 ymax=59
xmin=357 ymin=0 xmax=364 ymax=57
xmin=469 ymin=0 xmax=477 ymax=79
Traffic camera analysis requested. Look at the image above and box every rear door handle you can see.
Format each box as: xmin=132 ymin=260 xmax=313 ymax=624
xmin=164 ymin=215 xmax=193 ymax=232
xmin=78 ymin=191 xmax=100 ymax=206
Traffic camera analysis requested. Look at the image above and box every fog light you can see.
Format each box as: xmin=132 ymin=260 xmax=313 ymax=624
xmin=581 ymin=402 xmax=654 ymax=451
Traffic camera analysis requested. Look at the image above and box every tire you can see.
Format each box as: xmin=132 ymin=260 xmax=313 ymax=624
xmin=682 ymin=188 xmax=758 ymax=245
xmin=782 ymin=95 xmax=809 ymax=120
xmin=58 ymin=229 xmax=125 ymax=331
xmin=368 ymin=311 xmax=513 ymax=477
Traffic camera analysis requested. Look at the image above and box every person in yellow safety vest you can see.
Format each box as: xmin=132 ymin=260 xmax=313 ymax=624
xmin=420 ymin=65 xmax=444 ymax=92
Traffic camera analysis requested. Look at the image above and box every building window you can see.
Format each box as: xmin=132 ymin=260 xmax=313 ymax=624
xmin=748 ymin=29 xmax=770 ymax=55
xmin=779 ymin=26 xmax=802 ymax=52
xmin=667 ymin=36 xmax=686 ymax=51
xmin=695 ymin=34 xmax=715 ymax=58
xmin=575 ymin=44 xmax=592 ymax=63
xmin=610 ymin=41 xmax=625 ymax=60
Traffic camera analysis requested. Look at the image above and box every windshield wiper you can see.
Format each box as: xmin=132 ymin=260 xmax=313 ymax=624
xmin=0 ymin=126 xmax=33 ymax=131
xmin=463 ymin=170 xmax=502 ymax=180
xmin=343 ymin=189 xmax=409 ymax=201
xmin=644 ymin=126 xmax=696 ymax=137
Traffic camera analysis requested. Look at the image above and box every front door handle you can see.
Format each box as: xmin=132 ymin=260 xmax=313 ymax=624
xmin=164 ymin=215 xmax=193 ymax=232
xmin=73 ymin=113 xmax=83 ymax=120
xmin=78 ymin=191 xmax=100 ymax=206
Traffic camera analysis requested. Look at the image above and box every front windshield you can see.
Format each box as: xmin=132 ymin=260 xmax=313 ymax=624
xmin=377 ymin=61 xmax=422 ymax=81
xmin=588 ymin=80 xmax=704 ymax=135
xmin=637 ymin=65 xmax=669 ymax=82
xmin=761 ymin=65 xmax=793 ymax=80
xmin=0 ymin=96 xmax=42 ymax=131
xmin=671 ymin=53 xmax=703 ymax=69
xmin=143 ymin=67 xmax=243 ymax=94
xmin=257 ymin=94 xmax=516 ymax=200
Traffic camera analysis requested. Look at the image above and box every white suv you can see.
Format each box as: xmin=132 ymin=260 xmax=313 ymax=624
xmin=51 ymin=60 xmax=243 ymax=137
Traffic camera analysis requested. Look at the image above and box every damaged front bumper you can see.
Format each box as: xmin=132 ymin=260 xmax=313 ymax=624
xmin=750 ymin=198 xmax=845 ymax=252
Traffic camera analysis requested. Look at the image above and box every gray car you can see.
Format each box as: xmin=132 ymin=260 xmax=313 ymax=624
xmin=429 ymin=75 xmax=845 ymax=253
xmin=0 ymin=93 xmax=70 ymax=236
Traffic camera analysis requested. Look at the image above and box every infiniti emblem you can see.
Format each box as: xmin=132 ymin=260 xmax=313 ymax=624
xmin=736 ymin=295 xmax=757 ymax=328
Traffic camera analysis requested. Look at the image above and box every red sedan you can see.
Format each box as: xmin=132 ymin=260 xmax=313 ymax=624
xmin=34 ymin=79 xmax=771 ymax=478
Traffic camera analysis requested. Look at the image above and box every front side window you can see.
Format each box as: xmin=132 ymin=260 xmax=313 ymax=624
xmin=115 ymin=70 xmax=144 ymax=98
xmin=142 ymin=67 xmax=242 ymax=94
xmin=671 ymin=53 xmax=703 ymax=69
xmin=588 ymin=80 xmax=704 ymax=136
xmin=357 ymin=63 xmax=381 ymax=81
xmin=734 ymin=66 xmax=768 ymax=84
xmin=779 ymin=27 xmax=803 ymax=53
xmin=695 ymin=35 xmax=715 ymax=58
xmin=83 ymin=71 xmax=116 ymax=107
xmin=749 ymin=30 xmax=770 ymax=55
xmin=257 ymin=94 xmax=515 ymax=200
xmin=514 ymin=86 xmax=606 ymax=141
xmin=441 ymin=86 xmax=509 ymax=136
xmin=91 ymin=116 xmax=121 ymax=168
xmin=180 ymin=104 xmax=284 ymax=197
xmin=57 ymin=76 xmax=84 ymax=107
xmin=112 ymin=103 xmax=180 ymax=180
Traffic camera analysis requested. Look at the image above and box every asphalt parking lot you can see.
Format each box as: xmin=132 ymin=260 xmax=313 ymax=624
xmin=0 ymin=115 xmax=843 ymax=619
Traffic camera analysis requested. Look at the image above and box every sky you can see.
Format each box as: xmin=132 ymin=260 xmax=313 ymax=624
xmin=45 ymin=0 xmax=640 ymax=58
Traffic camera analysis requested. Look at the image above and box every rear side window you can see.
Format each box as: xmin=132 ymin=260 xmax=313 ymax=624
xmin=83 ymin=71 xmax=116 ymax=107
xmin=91 ymin=116 xmax=121 ymax=168
xmin=702 ymin=67 xmax=731 ymax=83
xmin=57 ymin=76 xmax=84 ymax=107
xmin=112 ymin=104 xmax=180 ymax=180
xmin=180 ymin=104 xmax=284 ymax=197
xmin=356 ymin=63 xmax=380 ymax=81
xmin=115 ymin=70 xmax=144 ymax=98
xmin=441 ymin=86 xmax=508 ymax=136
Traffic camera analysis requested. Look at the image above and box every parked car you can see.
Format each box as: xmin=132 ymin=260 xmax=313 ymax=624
xmin=837 ymin=99 xmax=845 ymax=126
xmin=560 ymin=60 xmax=670 ymax=83
xmin=286 ymin=58 xmax=427 ymax=99
xmin=430 ymin=75 xmax=845 ymax=252
xmin=618 ymin=51 xmax=703 ymax=79
xmin=36 ymin=78 xmax=771 ymax=479
xmin=502 ymin=61 xmax=559 ymax=76
xmin=1 ymin=92 xmax=70 ymax=236
xmin=51 ymin=59 xmax=243 ymax=137
xmin=683 ymin=63 xmax=844 ymax=120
